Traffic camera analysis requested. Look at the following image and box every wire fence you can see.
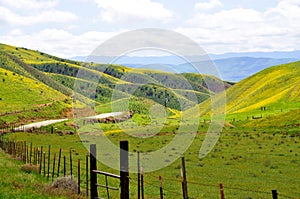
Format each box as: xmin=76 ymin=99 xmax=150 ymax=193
xmin=0 ymin=134 xmax=298 ymax=199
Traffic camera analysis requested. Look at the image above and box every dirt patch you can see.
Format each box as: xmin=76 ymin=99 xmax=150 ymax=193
xmin=33 ymin=102 xmax=53 ymax=107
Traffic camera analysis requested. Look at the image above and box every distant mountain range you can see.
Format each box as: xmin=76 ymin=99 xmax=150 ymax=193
xmin=72 ymin=50 xmax=300 ymax=82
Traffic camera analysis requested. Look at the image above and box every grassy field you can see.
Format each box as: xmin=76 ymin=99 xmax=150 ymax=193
xmin=3 ymin=127 xmax=300 ymax=198
xmin=0 ymin=148 xmax=87 ymax=199
xmin=1 ymin=43 xmax=300 ymax=198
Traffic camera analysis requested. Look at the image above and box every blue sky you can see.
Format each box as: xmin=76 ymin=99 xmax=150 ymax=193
xmin=0 ymin=0 xmax=299 ymax=58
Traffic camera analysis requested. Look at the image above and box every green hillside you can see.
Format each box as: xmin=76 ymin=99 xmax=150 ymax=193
xmin=190 ymin=61 xmax=300 ymax=130
xmin=0 ymin=68 xmax=71 ymax=127
xmin=0 ymin=42 xmax=231 ymax=127
xmin=225 ymin=61 xmax=300 ymax=114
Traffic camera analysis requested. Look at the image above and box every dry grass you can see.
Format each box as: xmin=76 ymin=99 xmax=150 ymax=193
xmin=51 ymin=176 xmax=78 ymax=194
xmin=20 ymin=164 xmax=40 ymax=173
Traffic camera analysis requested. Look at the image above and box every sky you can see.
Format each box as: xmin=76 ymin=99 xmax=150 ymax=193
xmin=0 ymin=0 xmax=300 ymax=58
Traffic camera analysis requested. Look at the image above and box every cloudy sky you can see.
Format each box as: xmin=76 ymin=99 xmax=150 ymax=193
xmin=0 ymin=0 xmax=300 ymax=58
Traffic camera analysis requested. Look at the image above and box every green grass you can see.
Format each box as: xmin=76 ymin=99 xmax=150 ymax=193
xmin=3 ymin=129 xmax=300 ymax=198
xmin=1 ymin=42 xmax=226 ymax=115
xmin=1 ymin=42 xmax=300 ymax=198
xmin=0 ymin=149 xmax=83 ymax=198
xmin=184 ymin=61 xmax=300 ymax=130
xmin=0 ymin=68 xmax=70 ymax=125
xmin=219 ymin=61 xmax=300 ymax=114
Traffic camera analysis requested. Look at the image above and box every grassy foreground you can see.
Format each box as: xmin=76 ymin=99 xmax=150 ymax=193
xmin=0 ymin=149 xmax=85 ymax=199
xmin=3 ymin=129 xmax=300 ymax=199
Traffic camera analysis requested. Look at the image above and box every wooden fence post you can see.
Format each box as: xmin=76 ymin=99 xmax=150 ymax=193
xmin=70 ymin=149 xmax=73 ymax=177
xmin=181 ymin=157 xmax=188 ymax=199
xmin=36 ymin=147 xmax=39 ymax=165
xmin=90 ymin=144 xmax=98 ymax=199
xmin=137 ymin=152 xmax=141 ymax=199
xmin=159 ymin=176 xmax=163 ymax=199
xmin=63 ymin=156 xmax=66 ymax=177
xmin=57 ymin=148 xmax=62 ymax=177
xmin=33 ymin=147 xmax=36 ymax=165
xmin=272 ymin=190 xmax=278 ymax=199
xmin=220 ymin=183 xmax=225 ymax=199
xmin=141 ymin=167 xmax=144 ymax=199
xmin=26 ymin=145 xmax=29 ymax=164
xmin=23 ymin=141 xmax=26 ymax=163
xmin=86 ymin=154 xmax=89 ymax=196
xmin=105 ymin=176 xmax=109 ymax=198
xmin=47 ymin=145 xmax=51 ymax=180
xmin=29 ymin=143 xmax=32 ymax=164
xmin=43 ymin=152 xmax=46 ymax=177
xmin=78 ymin=159 xmax=81 ymax=194
xmin=120 ymin=140 xmax=129 ymax=199
xmin=39 ymin=146 xmax=43 ymax=174
xmin=52 ymin=153 xmax=56 ymax=182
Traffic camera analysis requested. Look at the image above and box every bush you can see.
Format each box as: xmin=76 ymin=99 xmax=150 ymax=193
xmin=20 ymin=164 xmax=40 ymax=173
xmin=51 ymin=176 xmax=78 ymax=193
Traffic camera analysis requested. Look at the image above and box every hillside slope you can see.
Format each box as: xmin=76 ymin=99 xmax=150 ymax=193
xmin=225 ymin=61 xmax=300 ymax=114
xmin=0 ymin=43 xmax=231 ymax=111
xmin=0 ymin=67 xmax=71 ymax=127
xmin=184 ymin=61 xmax=300 ymax=130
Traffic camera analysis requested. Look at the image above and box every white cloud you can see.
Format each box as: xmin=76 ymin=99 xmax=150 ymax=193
xmin=0 ymin=6 xmax=77 ymax=25
xmin=0 ymin=0 xmax=78 ymax=26
xmin=0 ymin=29 xmax=121 ymax=58
xmin=0 ymin=0 xmax=57 ymax=10
xmin=187 ymin=8 xmax=262 ymax=28
xmin=179 ymin=0 xmax=300 ymax=53
xmin=195 ymin=0 xmax=222 ymax=11
xmin=94 ymin=0 xmax=173 ymax=23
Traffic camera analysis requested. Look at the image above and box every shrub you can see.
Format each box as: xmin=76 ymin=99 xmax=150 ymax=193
xmin=20 ymin=164 xmax=40 ymax=173
xmin=51 ymin=176 xmax=78 ymax=193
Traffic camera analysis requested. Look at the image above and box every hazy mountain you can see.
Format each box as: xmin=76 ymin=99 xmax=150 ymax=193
xmin=71 ymin=51 xmax=300 ymax=82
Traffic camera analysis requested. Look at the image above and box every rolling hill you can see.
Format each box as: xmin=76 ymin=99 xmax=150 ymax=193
xmin=0 ymin=43 xmax=231 ymax=127
xmin=188 ymin=60 xmax=300 ymax=130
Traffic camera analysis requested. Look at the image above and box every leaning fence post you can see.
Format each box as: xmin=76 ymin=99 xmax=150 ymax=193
xmin=120 ymin=140 xmax=129 ymax=199
xmin=159 ymin=176 xmax=163 ymax=199
xmin=272 ymin=190 xmax=278 ymax=199
xmin=90 ymin=144 xmax=98 ymax=199
xmin=220 ymin=183 xmax=225 ymax=199
xmin=181 ymin=157 xmax=188 ymax=199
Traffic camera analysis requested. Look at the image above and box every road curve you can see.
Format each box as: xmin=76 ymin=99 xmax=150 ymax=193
xmin=14 ymin=112 xmax=124 ymax=132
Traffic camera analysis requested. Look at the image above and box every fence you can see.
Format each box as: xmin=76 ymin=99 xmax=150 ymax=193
xmin=0 ymin=135 xmax=297 ymax=199
xmin=0 ymin=136 xmax=88 ymax=196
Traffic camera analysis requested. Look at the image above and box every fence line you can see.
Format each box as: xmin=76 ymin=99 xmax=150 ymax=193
xmin=0 ymin=136 xmax=297 ymax=199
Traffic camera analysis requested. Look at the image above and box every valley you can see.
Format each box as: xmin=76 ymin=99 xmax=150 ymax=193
xmin=0 ymin=43 xmax=299 ymax=198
